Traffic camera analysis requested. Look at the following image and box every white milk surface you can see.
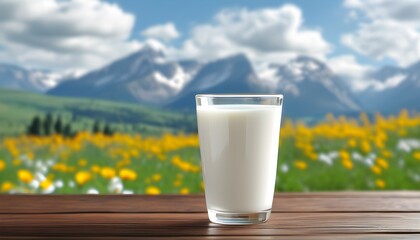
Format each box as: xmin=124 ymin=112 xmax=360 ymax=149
xmin=197 ymin=104 xmax=282 ymax=213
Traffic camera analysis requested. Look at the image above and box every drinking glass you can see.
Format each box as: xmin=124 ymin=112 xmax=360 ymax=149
xmin=196 ymin=94 xmax=283 ymax=225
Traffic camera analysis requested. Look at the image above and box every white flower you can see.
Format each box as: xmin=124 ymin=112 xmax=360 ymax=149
xmin=280 ymin=164 xmax=289 ymax=173
xmin=364 ymin=157 xmax=374 ymax=166
xmin=329 ymin=151 xmax=339 ymax=158
xmin=318 ymin=152 xmax=334 ymax=165
xmin=109 ymin=177 xmax=123 ymax=193
xmin=122 ymin=190 xmax=133 ymax=194
xmin=351 ymin=152 xmax=363 ymax=161
xmin=29 ymin=180 xmax=39 ymax=189
xmin=397 ymin=139 xmax=420 ymax=152
xmin=46 ymin=159 xmax=56 ymax=167
xmin=68 ymin=181 xmax=75 ymax=188
xmin=35 ymin=161 xmax=48 ymax=173
xmin=54 ymin=180 xmax=64 ymax=188
xmin=87 ymin=188 xmax=99 ymax=194
xmin=35 ymin=172 xmax=46 ymax=182
xmin=42 ymin=185 xmax=55 ymax=194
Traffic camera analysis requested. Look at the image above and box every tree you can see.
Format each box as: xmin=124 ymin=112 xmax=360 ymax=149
xmin=63 ymin=123 xmax=72 ymax=137
xmin=92 ymin=120 xmax=101 ymax=134
xmin=43 ymin=113 xmax=53 ymax=136
xmin=27 ymin=116 xmax=42 ymax=136
xmin=54 ymin=115 xmax=63 ymax=134
xmin=103 ymin=123 xmax=113 ymax=136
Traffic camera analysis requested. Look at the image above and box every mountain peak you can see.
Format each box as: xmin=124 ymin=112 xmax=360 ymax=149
xmin=293 ymin=56 xmax=327 ymax=72
xmin=0 ymin=63 xmax=59 ymax=92
xmin=369 ymin=65 xmax=405 ymax=81
xmin=129 ymin=44 xmax=165 ymax=61
xmin=223 ymin=53 xmax=248 ymax=62
xmin=141 ymin=39 xmax=166 ymax=54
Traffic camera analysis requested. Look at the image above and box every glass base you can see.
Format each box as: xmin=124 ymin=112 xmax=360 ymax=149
xmin=208 ymin=209 xmax=271 ymax=225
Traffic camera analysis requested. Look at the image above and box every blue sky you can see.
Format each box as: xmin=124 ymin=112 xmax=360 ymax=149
xmin=111 ymin=1 xmax=349 ymax=43
xmin=109 ymin=0 xmax=376 ymax=65
xmin=0 ymin=0 xmax=418 ymax=88
xmin=110 ymin=0 xmax=360 ymax=60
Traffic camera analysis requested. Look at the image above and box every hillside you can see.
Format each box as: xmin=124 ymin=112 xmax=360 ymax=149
xmin=0 ymin=89 xmax=196 ymax=136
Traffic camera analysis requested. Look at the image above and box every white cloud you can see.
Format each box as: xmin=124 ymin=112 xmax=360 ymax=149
xmin=328 ymin=54 xmax=372 ymax=78
xmin=344 ymin=0 xmax=420 ymax=26
xmin=173 ymin=4 xmax=331 ymax=64
xmin=328 ymin=54 xmax=374 ymax=91
xmin=142 ymin=22 xmax=180 ymax=41
xmin=0 ymin=0 xmax=141 ymax=71
xmin=342 ymin=0 xmax=420 ymax=67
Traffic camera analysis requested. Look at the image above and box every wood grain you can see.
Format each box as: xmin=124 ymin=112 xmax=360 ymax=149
xmin=1 ymin=212 xmax=420 ymax=236
xmin=2 ymin=236 xmax=420 ymax=240
xmin=1 ymin=192 xmax=420 ymax=238
xmin=1 ymin=193 xmax=420 ymax=214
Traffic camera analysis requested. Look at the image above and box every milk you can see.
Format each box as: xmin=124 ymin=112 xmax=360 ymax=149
xmin=197 ymin=104 xmax=282 ymax=213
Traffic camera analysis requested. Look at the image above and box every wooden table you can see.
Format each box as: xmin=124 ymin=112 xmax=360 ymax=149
xmin=1 ymin=192 xmax=420 ymax=239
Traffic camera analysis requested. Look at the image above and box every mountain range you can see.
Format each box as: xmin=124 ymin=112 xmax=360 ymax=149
xmin=1 ymin=45 xmax=419 ymax=117
xmin=0 ymin=63 xmax=58 ymax=92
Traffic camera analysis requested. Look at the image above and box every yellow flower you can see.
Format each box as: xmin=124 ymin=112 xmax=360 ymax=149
xmin=78 ymin=159 xmax=88 ymax=167
xmin=18 ymin=169 xmax=33 ymax=183
xmin=375 ymin=179 xmax=386 ymax=189
xmin=200 ymin=181 xmax=205 ymax=191
xmin=75 ymin=171 xmax=91 ymax=186
xmin=1 ymin=182 xmax=13 ymax=192
xmin=347 ymin=139 xmax=357 ymax=148
xmin=119 ymin=168 xmax=137 ymax=181
xmin=413 ymin=151 xmax=420 ymax=161
xmin=0 ymin=160 xmax=5 ymax=171
xmin=339 ymin=150 xmax=350 ymax=160
xmin=180 ymin=187 xmax=190 ymax=195
xmin=130 ymin=149 xmax=140 ymax=157
xmin=342 ymin=160 xmax=353 ymax=170
xmin=371 ymin=165 xmax=382 ymax=175
xmin=376 ymin=158 xmax=389 ymax=169
xmin=100 ymin=167 xmax=116 ymax=179
xmin=381 ymin=150 xmax=392 ymax=158
xmin=294 ymin=160 xmax=307 ymax=170
xmin=40 ymin=179 xmax=52 ymax=190
xmin=308 ymin=153 xmax=318 ymax=161
xmin=146 ymin=186 xmax=160 ymax=195
xmin=52 ymin=163 xmax=68 ymax=172
xmin=91 ymin=165 xmax=101 ymax=173
xmin=152 ymin=173 xmax=162 ymax=182
xmin=361 ymin=140 xmax=371 ymax=154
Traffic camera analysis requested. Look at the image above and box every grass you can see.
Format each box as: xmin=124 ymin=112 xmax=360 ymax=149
xmin=0 ymin=89 xmax=196 ymax=136
xmin=0 ymin=111 xmax=419 ymax=194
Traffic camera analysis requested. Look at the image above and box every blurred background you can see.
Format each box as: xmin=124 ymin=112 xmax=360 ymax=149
xmin=0 ymin=0 xmax=419 ymax=194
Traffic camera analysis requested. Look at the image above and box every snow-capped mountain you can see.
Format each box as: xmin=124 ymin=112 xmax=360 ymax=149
xmin=256 ymin=56 xmax=360 ymax=117
xmin=48 ymin=45 xmax=201 ymax=105
xmin=3 ymin=43 xmax=417 ymax=117
xmin=356 ymin=62 xmax=420 ymax=113
xmin=47 ymin=46 xmax=363 ymax=117
xmin=167 ymin=54 xmax=261 ymax=109
xmin=0 ymin=63 xmax=62 ymax=92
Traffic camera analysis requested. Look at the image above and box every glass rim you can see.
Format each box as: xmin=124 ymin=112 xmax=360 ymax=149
xmin=196 ymin=94 xmax=283 ymax=98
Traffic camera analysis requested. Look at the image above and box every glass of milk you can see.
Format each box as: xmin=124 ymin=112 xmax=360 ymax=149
xmin=196 ymin=94 xmax=283 ymax=225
